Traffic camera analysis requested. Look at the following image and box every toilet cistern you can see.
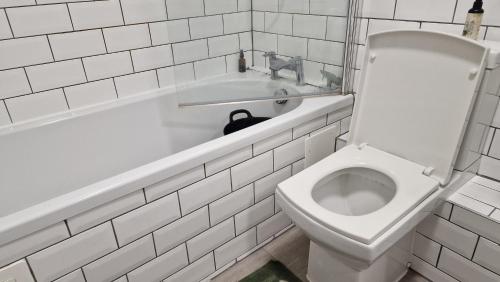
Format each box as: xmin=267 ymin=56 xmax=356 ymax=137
xmin=276 ymin=30 xmax=489 ymax=282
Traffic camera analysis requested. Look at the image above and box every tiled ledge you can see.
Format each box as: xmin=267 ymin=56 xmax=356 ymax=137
xmin=448 ymin=176 xmax=500 ymax=222
xmin=412 ymin=176 xmax=500 ymax=282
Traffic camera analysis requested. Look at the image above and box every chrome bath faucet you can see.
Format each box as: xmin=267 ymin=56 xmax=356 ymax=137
xmin=263 ymin=51 xmax=305 ymax=85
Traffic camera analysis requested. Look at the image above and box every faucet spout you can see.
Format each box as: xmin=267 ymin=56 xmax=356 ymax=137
xmin=263 ymin=52 xmax=305 ymax=85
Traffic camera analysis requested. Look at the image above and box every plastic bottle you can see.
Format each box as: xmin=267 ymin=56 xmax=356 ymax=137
xmin=239 ymin=50 xmax=246 ymax=73
xmin=462 ymin=0 xmax=484 ymax=40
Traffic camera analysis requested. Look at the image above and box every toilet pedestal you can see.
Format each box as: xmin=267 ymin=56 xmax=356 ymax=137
xmin=307 ymin=232 xmax=414 ymax=282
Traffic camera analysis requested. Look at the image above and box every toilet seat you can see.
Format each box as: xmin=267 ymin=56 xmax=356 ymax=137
xmin=278 ymin=144 xmax=439 ymax=244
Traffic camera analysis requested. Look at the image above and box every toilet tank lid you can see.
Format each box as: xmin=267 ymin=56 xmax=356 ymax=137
xmin=350 ymin=30 xmax=489 ymax=186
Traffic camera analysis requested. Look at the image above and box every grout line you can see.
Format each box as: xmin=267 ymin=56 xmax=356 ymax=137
xmin=222 ymin=12 xmax=226 ymax=34
xmin=451 ymin=0 xmax=459 ymax=23
xmin=2 ymin=100 xmax=13 ymax=123
xmin=117 ymin=0 xmax=126 ymax=25
xmin=455 ymin=192 xmax=498 ymax=212
xmin=63 ymin=220 xmax=72 ymax=236
xmin=0 ymin=30 xmax=286 ymax=73
xmin=468 ymin=181 xmax=500 ymax=194
xmin=392 ymin=0 xmax=398 ymax=19
xmin=23 ymin=67 xmax=34 ymax=94
xmin=61 ymin=88 xmax=71 ymax=109
xmin=185 ymin=242 xmax=191 ymax=264
xmin=147 ymin=23 xmax=153 ymax=46
xmin=66 ymin=4 xmax=75 ymax=31
xmin=112 ymin=77 xmax=119 ymax=98
xmin=486 ymin=128 xmax=496 ymax=156
xmin=80 ymin=58 xmax=89 ymax=82
xmin=151 ymin=232 xmax=159 ymax=257
xmin=81 ymin=267 xmax=89 ymax=282
xmin=212 ymin=250 xmax=217 ymax=270
xmin=207 ymin=203 xmax=212 ymax=227
xmin=25 ymin=259 xmax=39 ymax=282
xmin=164 ymin=0 xmax=169 ymax=19
xmin=187 ymin=18 xmax=193 ymax=40
xmin=3 ymin=8 xmax=15 ymax=38
xmin=170 ymin=43 xmax=176 ymax=65
xmin=110 ymin=220 xmax=121 ymax=246
xmin=176 ymin=190 xmax=184 ymax=217
xmin=480 ymin=154 xmax=500 ymax=162
xmin=141 ymin=188 xmax=147 ymax=202
xmin=253 ymin=29 xmax=347 ymax=44
xmin=206 ymin=38 xmax=211 ymax=58
xmin=100 ymin=29 xmax=109 ymax=53
xmin=191 ymin=62 xmax=197 ymax=80
xmin=155 ymin=69 xmax=161 ymax=88
xmin=324 ymin=16 xmax=329 ymax=40
xmin=3 ymin=65 xmax=173 ymax=101
xmin=488 ymin=207 xmax=497 ymax=217
xmin=471 ymin=236 xmax=480 ymax=259
xmin=129 ymin=51 xmax=135 ymax=72
xmin=46 ymin=35 xmax=56 ymax=61
xmin=0 ymin=0 xmax=107 ymax=9
xmin=435 ymin=246 xmax=443 ymax=267
xmin=0 ymin=9 xmax=497 ymax=44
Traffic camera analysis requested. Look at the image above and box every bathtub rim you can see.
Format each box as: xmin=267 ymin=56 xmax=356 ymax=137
xmin=0 ymin=70 xmax=314 ymax=136
xmin=0 ymin=81 xmax=353 ymax=247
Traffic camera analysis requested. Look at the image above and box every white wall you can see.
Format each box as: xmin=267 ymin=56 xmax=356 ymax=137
xmin=0 ymin=0 xmax=252 ymax=124
xmin=251 ymin=0 xmax=348 ymax=85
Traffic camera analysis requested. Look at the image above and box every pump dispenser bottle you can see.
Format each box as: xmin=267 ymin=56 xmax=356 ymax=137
xmin=462 ymin=0 xmax=484 ymax=40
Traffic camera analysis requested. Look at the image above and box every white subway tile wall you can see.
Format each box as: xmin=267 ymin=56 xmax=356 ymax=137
xmin=252 ymin=0 xmax=347 ymax=85
xmin=0 ymin=109 xmax=349 ymax=282
xmin=0 ymin=0 xmax=252 ymax=124
xmin=413 ymin=177 xmax=500 ymax=281
xmin=0 ymin=1 xmax=499 ymax=281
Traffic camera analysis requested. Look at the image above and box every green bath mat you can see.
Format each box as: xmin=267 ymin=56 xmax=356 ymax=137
xmin=240 ymin=260 xmax=302 ymax=282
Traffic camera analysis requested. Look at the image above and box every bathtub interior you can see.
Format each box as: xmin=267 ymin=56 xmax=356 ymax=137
xmin=0 ymin=78 xmax=301 ymax=218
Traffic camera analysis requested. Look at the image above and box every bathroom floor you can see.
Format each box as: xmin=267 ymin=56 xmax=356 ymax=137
xmin=212 ymin=227 xmax=430 ymax=282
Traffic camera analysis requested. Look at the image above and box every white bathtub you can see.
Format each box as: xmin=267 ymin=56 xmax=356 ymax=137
xmin=0 ymin=71 xmax=352 ymax=251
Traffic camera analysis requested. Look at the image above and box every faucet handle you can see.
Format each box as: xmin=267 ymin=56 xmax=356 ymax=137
xmin=320 ymin=70 xmax=342 ymax=89
xmin=263 ymin=51 xmax=276 ymax=58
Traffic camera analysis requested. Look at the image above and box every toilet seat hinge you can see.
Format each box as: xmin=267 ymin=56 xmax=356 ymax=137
xmin=357 ymin=143 xmax=368 ymax=150
xmin=422 ymin=167 xmax=434 ymax=177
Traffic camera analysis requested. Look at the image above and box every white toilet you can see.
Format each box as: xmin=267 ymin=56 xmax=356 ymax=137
xmin=276 ymin=30 xmax=490 ymax=282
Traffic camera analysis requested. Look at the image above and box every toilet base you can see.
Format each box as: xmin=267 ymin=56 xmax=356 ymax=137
xmin=307 ymin=232 xmax=414 ymax=282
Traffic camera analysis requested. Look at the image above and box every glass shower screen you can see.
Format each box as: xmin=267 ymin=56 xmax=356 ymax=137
xmin=163 ymin=0 xmax=359 ymax=106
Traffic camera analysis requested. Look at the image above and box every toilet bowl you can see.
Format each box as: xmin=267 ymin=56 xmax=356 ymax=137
xmin=312 ymin=167 xmax=397 ymax=217
xmin=277 ymin=30 xmax=490 ymax=282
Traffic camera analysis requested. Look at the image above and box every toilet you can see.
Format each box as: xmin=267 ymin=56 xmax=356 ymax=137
xmin=276 ymin=30 xmax=490 ymax=282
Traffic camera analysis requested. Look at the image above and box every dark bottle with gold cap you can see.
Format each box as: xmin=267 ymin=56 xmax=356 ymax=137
xmin=239 ymin=49 xmax=246 ymax=73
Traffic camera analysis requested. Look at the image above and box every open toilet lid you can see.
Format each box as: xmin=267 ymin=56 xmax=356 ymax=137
xmin=350 ymin=30 xmax=489 ymax=185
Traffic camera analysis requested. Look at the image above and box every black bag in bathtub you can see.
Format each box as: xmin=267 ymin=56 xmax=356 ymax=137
xmin=223 ymin=109 xmax=270 ymax=135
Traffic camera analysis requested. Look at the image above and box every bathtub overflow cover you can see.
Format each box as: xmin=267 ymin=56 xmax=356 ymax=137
xmin=274 ymin=89 xmax=288 ymax=105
